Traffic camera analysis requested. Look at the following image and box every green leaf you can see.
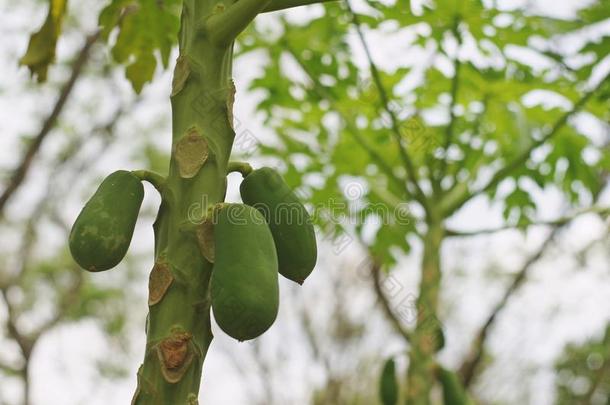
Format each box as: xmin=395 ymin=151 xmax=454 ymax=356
xmin=100 ymin=0 xmax=180 ymax=92
xmin=19 ymin=0 xmax=68 ymax=82
xmin=379 ymin=358 xmax=399 ymax=405
xmin=126 ymin=52 xmax=157 ymax=94
xmin=554 ymin=323 xmax=610 ymax=404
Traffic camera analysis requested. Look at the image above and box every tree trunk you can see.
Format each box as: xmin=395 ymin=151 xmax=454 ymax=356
xmin=132 ymin=1 xmax=236 ymax=403
xmin=406 ymin=219 xmax=444 ymax=404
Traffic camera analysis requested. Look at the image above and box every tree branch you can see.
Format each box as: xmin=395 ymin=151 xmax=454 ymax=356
xmin=205 ymin=0 xmax=272 ymax=46
xmin=439 ymin=16 xmax=462 ymax=181
xmin=442 ymin=70 xmax=610 ymax=217
xmin=354 ymin=231 xmax=413 ymax=343
xmin=0 ymin=287 xmax=33 ymax=360
xmin=370 ymin=258 xmax=412 ymax=343
xmin=280 ymin=33 xmax=413 ymax=201
xmin=458 ymin=226 xmax=562 ymax=387
xmin=445 ymin=206 xmax=609 ymax=237
xmin=0 ymin=31 xmax=100 ymax=219
xmin=346 ymin=1 xmax=431 ymax=214
xmin=263 ymin=0 xmax=337 ymax=12
xmin=32 ymin=269 xmax=84 ymax=343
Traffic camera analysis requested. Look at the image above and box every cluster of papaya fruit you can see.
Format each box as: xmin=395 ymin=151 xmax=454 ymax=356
xmin=69 ymin=166 xmax=317 ymax=342
xmin=211 ymin=167 xmax=317 ymax=341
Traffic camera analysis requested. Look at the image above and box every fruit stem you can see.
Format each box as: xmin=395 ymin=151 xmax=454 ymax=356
xmin=227 ymin=161 xmax=253 ymax=177
xmin=132 ymin=170 xmax=166 ymax=193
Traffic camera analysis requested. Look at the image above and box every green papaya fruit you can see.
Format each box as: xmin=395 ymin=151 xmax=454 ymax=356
xmin=379 ymin=358 xmax=399 ymax=405
xmin=69 ymin=170 xmax=144 ymax=272
xmin=239 ymin=167 xmax=317 ymax=284
xmin=211 ymin=203 xmax=279 ymax=341
xmin=438 ymin=368 xmax=475 ymax=405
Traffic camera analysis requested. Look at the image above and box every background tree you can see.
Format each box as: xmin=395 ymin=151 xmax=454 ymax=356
xmin=240 ymin=0 xmax=610 ymax=403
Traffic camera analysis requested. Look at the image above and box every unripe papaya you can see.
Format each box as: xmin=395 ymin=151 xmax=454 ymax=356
xmin=379 ymin=358 xmax=399 ymax=405
xmin=69 ymin=170 xmax=144 ymax=272
xmin=239 ymin=167 xmax=317 ymax=284
xmin=211 ymin=203 xmax=279 ymax=341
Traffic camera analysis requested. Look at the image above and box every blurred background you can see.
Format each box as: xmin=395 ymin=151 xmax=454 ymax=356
xmin=0 ymin=0 xmax=608 ymax=404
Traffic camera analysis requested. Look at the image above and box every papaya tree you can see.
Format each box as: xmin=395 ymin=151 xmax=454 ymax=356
xmin=16 ymin=0 xmax=610 ymax=403
xmin=19 ymin=0 xmax=333 ymax=403
xmin=238 ymin=0 xmax=610 ymax=403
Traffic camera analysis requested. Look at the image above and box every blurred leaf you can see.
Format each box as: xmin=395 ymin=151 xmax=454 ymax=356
xmin=379 ymin=358 xmax=399 ymax=405
xmin=19 ymin=0 xmax=68 ymax=82
xmin=126 ymin=52 xmax=156 ymax=94
xmin=554 ymin=323 xmax=610 ymax=405
xmin=99 ymin=0 xmax=180 ymax=92
xmin=438 ymin=368 xmax=475 ymax=405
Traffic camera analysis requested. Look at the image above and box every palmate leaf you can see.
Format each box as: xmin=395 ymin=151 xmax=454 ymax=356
xmin=502 ymin=186 xmax=535 ymax=227
xmin=578 ymin=0 xmax=610 ymax=24
xmin=366 ymin=189 xmax=414 ymax=266
xmin=546 ymin=129 xmax=605 ymax=203
xmin=242 ymin=0 xmax=609 ymax=272
xmin=19 ymin=0 xmax=69 ymax=82
xmin=99 ymin=0 xmax=181 ymax=93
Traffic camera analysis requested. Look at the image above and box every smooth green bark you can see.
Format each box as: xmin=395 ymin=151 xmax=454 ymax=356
xmin=127 ymin=0 xmax=336 ymax=402
xmin=406 ymin=215 xmax=445 ymax=405
xmin=132 ymin=1 xmax=236 ymax=403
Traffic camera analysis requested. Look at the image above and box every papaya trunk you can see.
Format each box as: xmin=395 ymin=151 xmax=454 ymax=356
xmin=406 ymin=219 xmax=444 ymax=405
xmin=132 ymin=1 xmax=236 ymax=403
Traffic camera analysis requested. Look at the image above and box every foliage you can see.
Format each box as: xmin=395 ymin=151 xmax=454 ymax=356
xmin=98 ymin=0 xmax=182 ymax=93
xmin=20 ymin=0 xmax=69 ymax=82
xmin=554 ymin=324 xmax=610 ymax=405
xmin=242 ymin=1 xmax=609 ymax=247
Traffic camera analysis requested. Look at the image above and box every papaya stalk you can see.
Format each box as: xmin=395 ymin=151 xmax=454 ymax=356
xmin=131 ymin=1 xmax=257 ymax=401
xmin=67 ymin=0 xmax=330 ymax=401
xmin=405 ymin=214 xmax=445 ymax=405
xmin=130 ymin=1 xmax=330 ymax=403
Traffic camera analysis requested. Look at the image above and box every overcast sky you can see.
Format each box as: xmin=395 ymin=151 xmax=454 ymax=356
xmin=0 ymin=0 xmax=608 ymax=404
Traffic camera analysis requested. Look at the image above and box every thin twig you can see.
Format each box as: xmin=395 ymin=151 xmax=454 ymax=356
xmin=443 ymin=69 xmax=610 ymax=217
xmin=438 ymin=16 xmax=462 ymax=181
xmin=0 ymin=30 xmax=100 ymax=218
xmin=370 ymin=259 xmax=412 ymax=343
xmin=16 ymin=105 xmax=126 ymax=277
xmin=458 ymin=226 xmax=562 ymax=387
xmin=345 ymin=2 xmax=430 ymax=213
xmin=354 ymin=230 xmax=413 ymax=343
xmin=0 ymin=287 xmax=33 ymax=360
xmin=446 ymin=206 xmax=609 ymax=237
xmin=279 ymin=33 xmax=412 ymax=200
